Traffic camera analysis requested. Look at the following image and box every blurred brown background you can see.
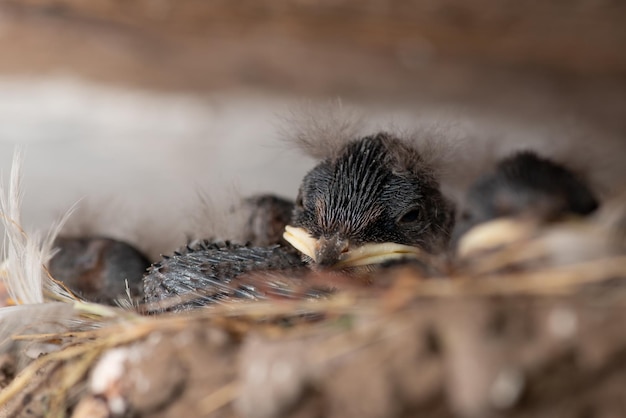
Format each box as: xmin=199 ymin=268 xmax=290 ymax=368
xmin=0 ymin=0 xmax=625 ymax=251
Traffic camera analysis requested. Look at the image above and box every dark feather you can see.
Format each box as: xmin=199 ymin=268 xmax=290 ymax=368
xmin=143 ymin=241 xmax=306 ymax=312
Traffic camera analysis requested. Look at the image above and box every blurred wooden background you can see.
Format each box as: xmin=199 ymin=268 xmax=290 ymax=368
xmin=2 ymin=1 xmax=626 ymax=108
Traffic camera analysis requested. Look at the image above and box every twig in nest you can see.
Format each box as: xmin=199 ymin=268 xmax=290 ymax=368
xmin=197 ymin=381 xmax=240 ymax=415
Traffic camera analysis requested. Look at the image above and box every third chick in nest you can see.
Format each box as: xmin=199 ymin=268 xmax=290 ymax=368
xmin=453 ymin=151 xmax=600 ymax=259
xmin=454 ymin=151 xmax=599 ymax=243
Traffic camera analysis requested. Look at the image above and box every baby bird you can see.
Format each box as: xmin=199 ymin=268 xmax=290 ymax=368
xmin=49 ymin=237 xmax=150 ymax=305
xmin=143 ymin=133 xmax=455 ymax=310
xmin=284 ymin=132 xmax=454 ymax=267
xmin=241 ymin=195 xmax=295 ymax=248
xmin=453 ymin=151 xmax=599 ymax=244
xmin=454 ymin=151 xmax=601 ymax=262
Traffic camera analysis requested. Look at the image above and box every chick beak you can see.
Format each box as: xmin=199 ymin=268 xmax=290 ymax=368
xmin=314 ymin=236 xmax=350 ymax=267
xmin=283 ymin=225 xmax=424 ymax=268
xmin=282 ymin=225 xmax=347 ymax=265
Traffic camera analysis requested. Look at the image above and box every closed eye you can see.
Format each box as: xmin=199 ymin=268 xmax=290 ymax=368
xmin=398 ymin=208 xmax=421 ymax=224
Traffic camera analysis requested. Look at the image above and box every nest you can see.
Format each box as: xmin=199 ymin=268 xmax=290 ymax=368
xmin=1 ymin=157 xmax=626 ymax=418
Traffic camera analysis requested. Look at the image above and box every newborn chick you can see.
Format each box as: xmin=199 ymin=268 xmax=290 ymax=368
xmin=143 ymin=133 xmax=455 ymax=310
xmin=453 ymin=151 xmax=599 ymax=243
xmin=284 ymin=132 xmax=455 ymax=268
xmin=241 ymin=195 xmax=295 ymax=248
xmin=49 ymin=236 xmax=150 ymax=304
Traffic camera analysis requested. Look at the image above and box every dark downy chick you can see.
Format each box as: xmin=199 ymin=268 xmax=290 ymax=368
xmin=453 ymin=151 xmax=599 ymax=243
xmin=284 ymin=132 xmax=455 ymax=268
xmin=241 ymin=195 xmax=295 ymax=248
xmin=143 ymin=133 xmax=455 ymax=310
xmin=49 ymin=237 xmax=151 ymax=305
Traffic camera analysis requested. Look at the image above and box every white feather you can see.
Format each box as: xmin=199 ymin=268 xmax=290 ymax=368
xmin=0 ymin=149 xmax=76 ymax=305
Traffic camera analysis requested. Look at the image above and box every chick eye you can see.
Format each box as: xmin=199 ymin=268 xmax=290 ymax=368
xmin=398 ymin=208 xmax=421 ymax=224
